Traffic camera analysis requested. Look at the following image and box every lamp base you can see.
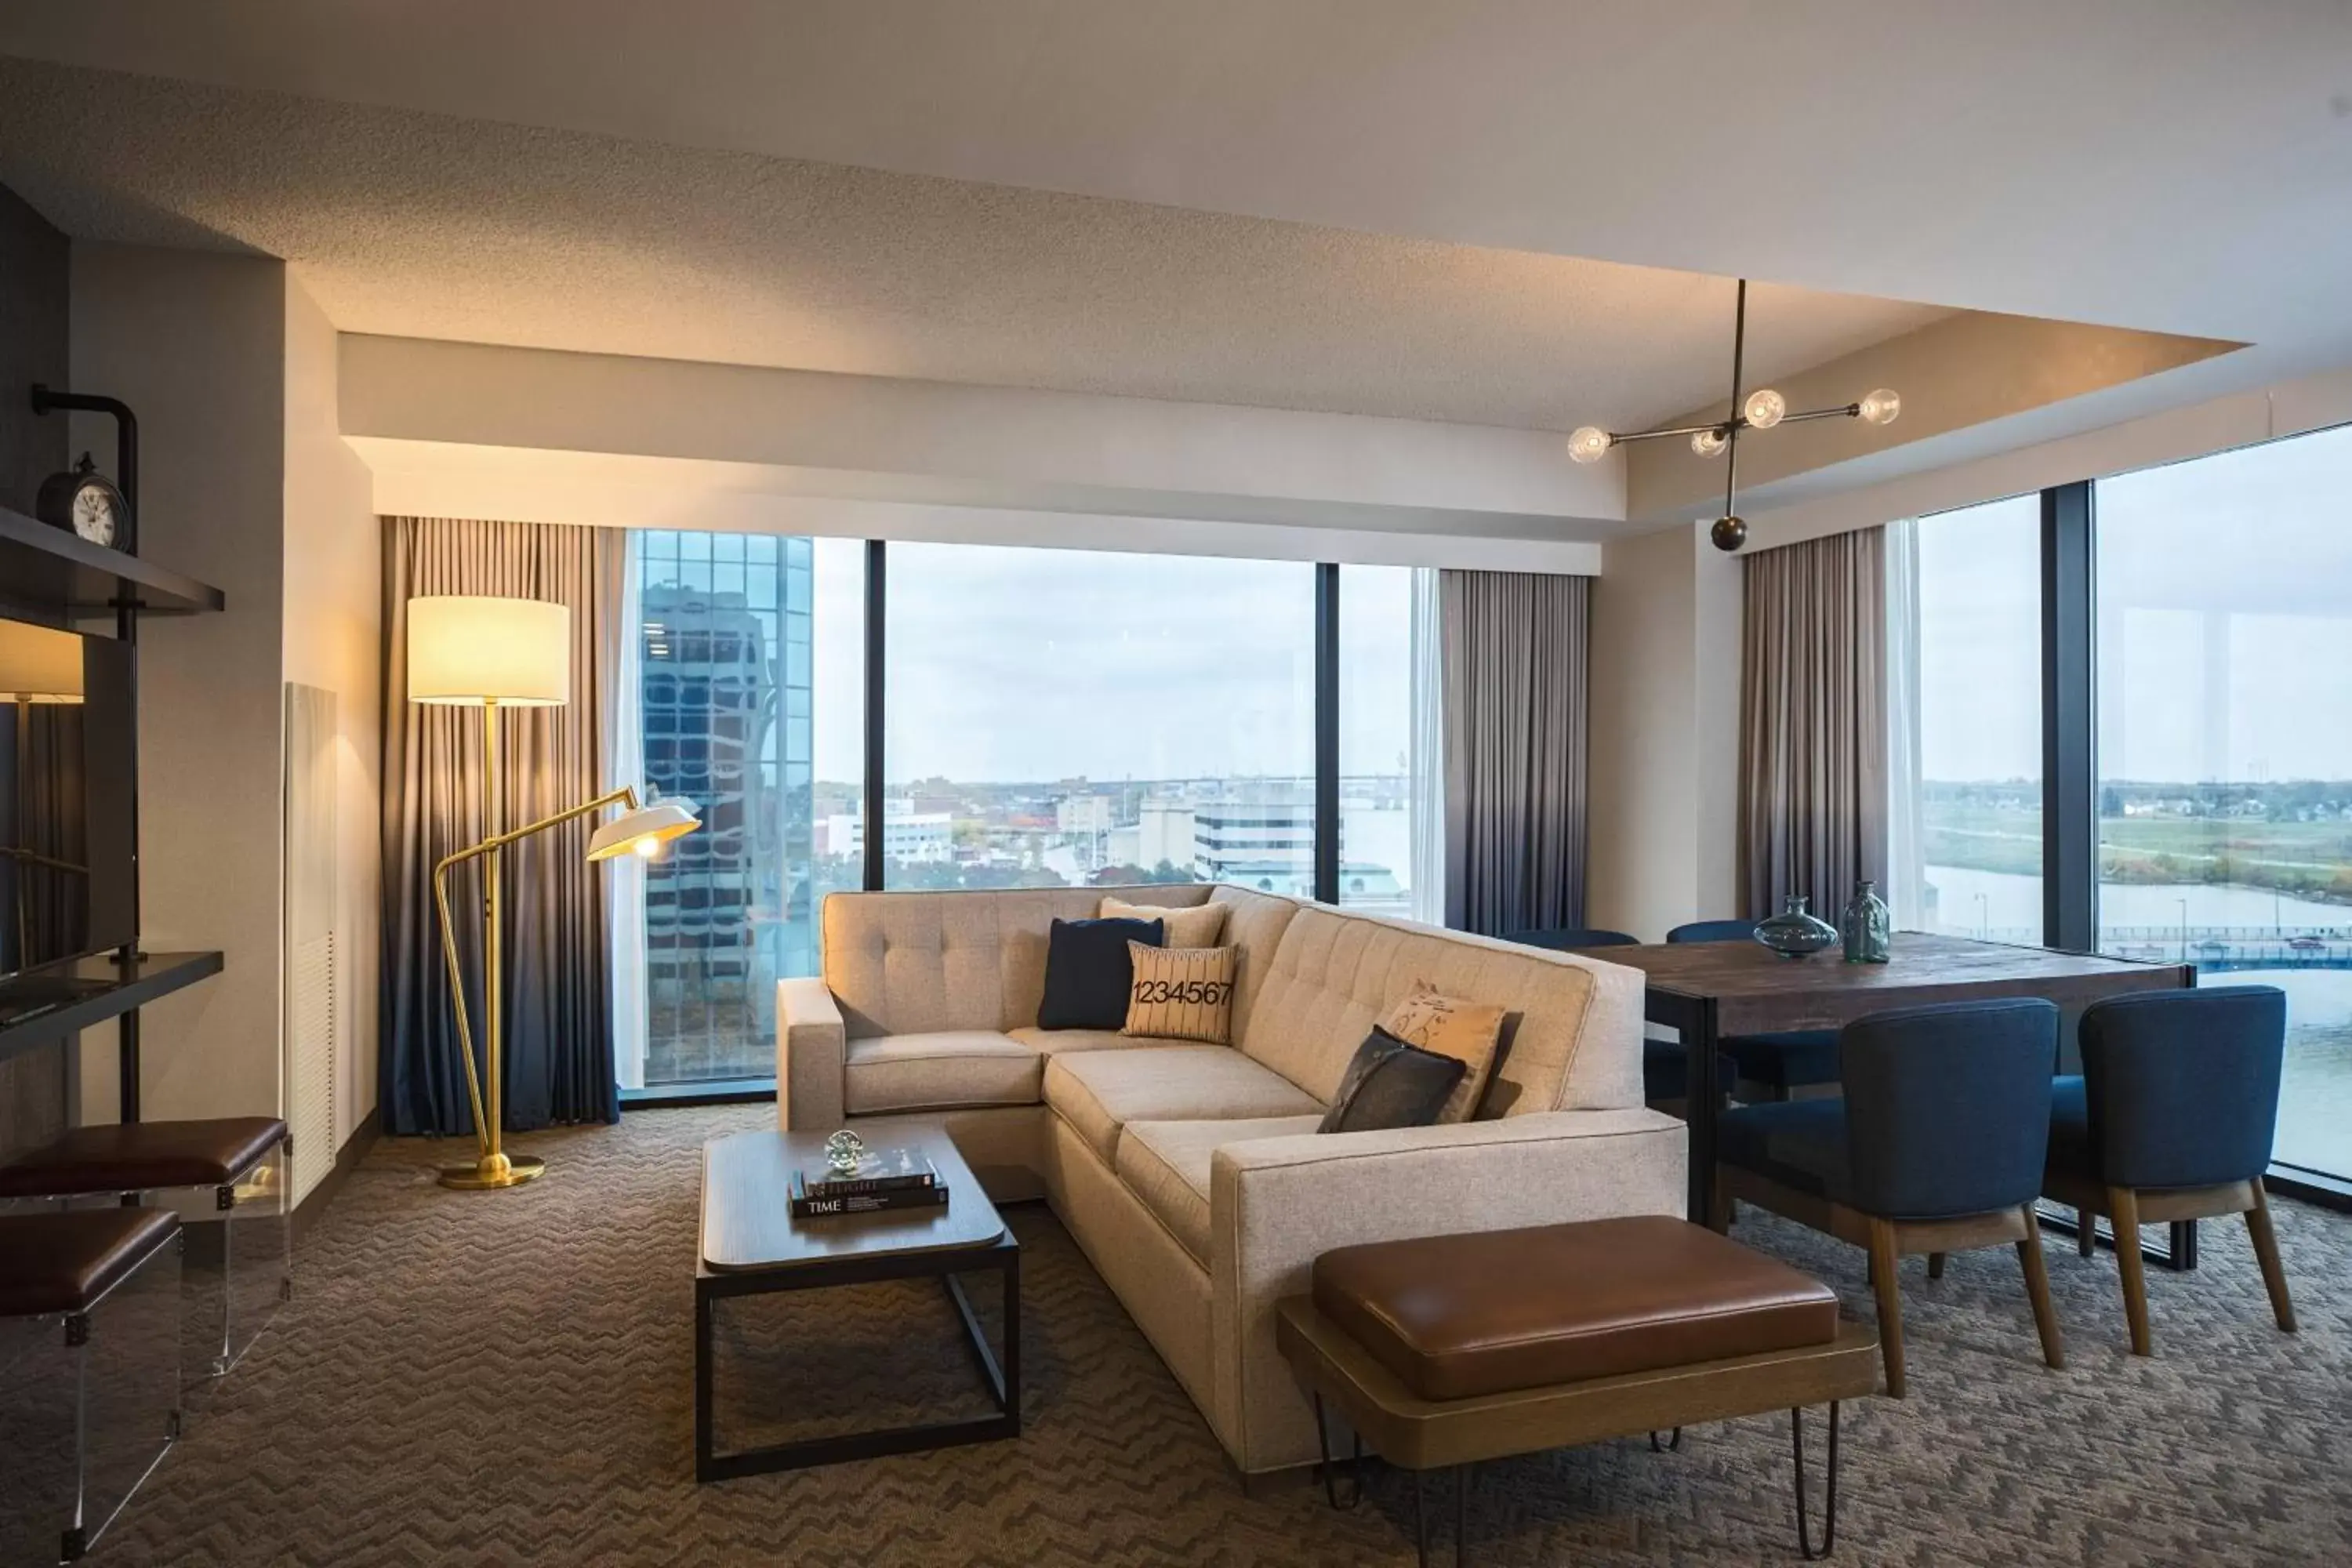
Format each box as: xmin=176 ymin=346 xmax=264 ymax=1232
xmin=437 ymin=1152 xmax=547 ymax=1191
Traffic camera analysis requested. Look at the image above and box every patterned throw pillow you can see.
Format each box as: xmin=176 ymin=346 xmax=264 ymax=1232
xmin=1380 ymin=980 xmax=1509 ymax=1123
xmin=1123 ymin=942 xmax=1239 ymax=1044
xmin=1100 ymin=895 xmax=1228 ymax=949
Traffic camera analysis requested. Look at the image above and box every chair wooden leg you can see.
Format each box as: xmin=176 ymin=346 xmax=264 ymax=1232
xmin=2078 ymin=1207 xmax=2097 ymax=1258
xmin=2245 ymin=1180 xmax=2297 ymax=1334
xmin=2110 ymin=1186 xmax=2152 ymax=1356
xmin=2016 ymin=1207 xmax=2066 ymax=1370
xmin=1926 ymin=1252 xmax=1947 ymax=1281
xmin=1708 ymin=1185 xmax=1734 ymax=1236
xmin=1867 ymin=1218 xmax=1906 ymax=1399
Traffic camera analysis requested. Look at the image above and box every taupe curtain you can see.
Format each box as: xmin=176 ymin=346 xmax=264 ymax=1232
xmin=1440 ymin=570 xmax=1592 ymax=935
xmin=1739 ymin=528 xmax=1888 ymax=925
xmin=379 ymin=517 xmax=626 ymax=1137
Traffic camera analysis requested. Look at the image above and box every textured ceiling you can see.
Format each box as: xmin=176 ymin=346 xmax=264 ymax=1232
xmin=0 ymin=56 xmax=1953 ymax=434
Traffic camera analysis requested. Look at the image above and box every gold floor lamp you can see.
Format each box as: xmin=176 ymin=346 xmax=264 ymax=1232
xmin=408 ymin=595 xmax=699 ymax=1192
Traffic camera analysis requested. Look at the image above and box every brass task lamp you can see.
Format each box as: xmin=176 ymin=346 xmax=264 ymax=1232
xmin=408 ymin=596 xmax=699 ymax=1192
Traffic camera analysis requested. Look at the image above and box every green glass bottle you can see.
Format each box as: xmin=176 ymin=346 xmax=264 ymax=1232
xmin=1841 ymin=880 xmax=1891 ymax=964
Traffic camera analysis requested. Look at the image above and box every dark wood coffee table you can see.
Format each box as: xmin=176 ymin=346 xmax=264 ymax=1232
xmin=695 ymin=1122 xmax=1019 ymax=1481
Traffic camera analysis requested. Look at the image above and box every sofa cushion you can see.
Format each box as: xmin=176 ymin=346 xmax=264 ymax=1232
xmin=843 ymin=1031 xmax=1042 ymax=1115
xmin=1044 ymin=1046 xmax=1324 ymax=1163
xmin=1008 ymin=1026 xmax=1204 ymax=1058
xmin=1243 ymin=905 xmax=1642 ymax=1116
xmin=822 ymin=885 xmax=1217 ymax=1037
xmin=1207 ymin=887 xmax=1303 ymax=1051
xmin=1318 ymin=1026 xmax=1466 ymax=1134
xmin=1116 ymin=1116 xmax=1323 ymax=1265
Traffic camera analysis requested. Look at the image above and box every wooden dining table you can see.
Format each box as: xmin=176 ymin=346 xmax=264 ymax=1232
xmin=1577 ymin=932 xmax=2198 ymax=1261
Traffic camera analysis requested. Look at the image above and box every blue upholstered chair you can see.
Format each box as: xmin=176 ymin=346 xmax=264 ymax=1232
xmin=1715 ymin=998 xmax=2066 ymax=1397
xmin=1664 ymin=920 xmax=1840 ymax=1102
xmin=2043 ymin=985 xmax=2296 ymax=1356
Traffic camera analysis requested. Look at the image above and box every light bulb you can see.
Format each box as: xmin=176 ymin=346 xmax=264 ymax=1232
xmin=632 ymin=836 xmax=661 ymax=858
xmin=1857 ymin=387 xmax=1901 ymax=426
xmin=1567 ymin=426 xmax=1613 ymax=464
xmin=1690 ymin=427 xmax=1729 ymax=458
xmin=1743 ymin=388 xmax=1786 ymax=430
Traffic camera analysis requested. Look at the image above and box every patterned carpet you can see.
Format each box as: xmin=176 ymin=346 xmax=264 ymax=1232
xmin=91 ymin=1105 xmax=2352 ymax=1566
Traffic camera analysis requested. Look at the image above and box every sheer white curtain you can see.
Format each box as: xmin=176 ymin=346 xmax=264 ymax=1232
xmin=607 ymin=532 xmax=650 ymax=1091
xmin=1883 ymin=517 xmax=1927 ymax=931
xmin=1406 ymin=567 xmax=1447 ymax=924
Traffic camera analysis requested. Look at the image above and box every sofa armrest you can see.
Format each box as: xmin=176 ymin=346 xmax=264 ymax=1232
xmin=775 ymin=977 xmax=847 ymax=1131
xmin=1206 ymin=1109 xmax=1687 ymax=1469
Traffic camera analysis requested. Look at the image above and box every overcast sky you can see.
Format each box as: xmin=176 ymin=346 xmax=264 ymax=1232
xmin=1921 ymin=421 xmax=2352 ymax=785
xmin=812 ymin=540 xmax=1413 ymax=786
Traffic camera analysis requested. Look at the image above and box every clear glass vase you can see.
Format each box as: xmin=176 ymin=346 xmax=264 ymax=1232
xmin=1754 ymin=894 xmax=1838 ymax=959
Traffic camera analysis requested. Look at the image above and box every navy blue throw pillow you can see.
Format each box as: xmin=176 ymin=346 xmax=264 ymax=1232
xmin=1319 ymin=1026 xmax=1468 ymax=1134
xmin=1037 ymin=916 xmax=1165 ymax=1031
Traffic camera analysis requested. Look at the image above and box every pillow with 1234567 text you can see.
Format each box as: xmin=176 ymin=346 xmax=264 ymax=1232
xmin=1123 ymin=942 xmax=1238 ymax=1044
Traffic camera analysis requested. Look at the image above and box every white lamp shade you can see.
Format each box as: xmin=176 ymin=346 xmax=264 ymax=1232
xmin=407 ymin=596 xmax=571 ymax=706
xmin=587 ymin=797 xmax=701 ymax=862
xmin=0 ymin=620 xmax=85 ymax=703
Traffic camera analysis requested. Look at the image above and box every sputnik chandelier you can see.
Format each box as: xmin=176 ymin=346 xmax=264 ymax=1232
xmin=1567 ymin=278 xmax=1900 ymax=551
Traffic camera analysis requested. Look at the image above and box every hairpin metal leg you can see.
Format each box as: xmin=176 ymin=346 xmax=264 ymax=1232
xmin=1414 ymin=1468 xmax=1429 ymax=1568
xmin=1455 ymin=1461 xmax=1472 ymax=1566
xmin=1791 ymin=1401 xmax=1841 ymax=1559
xmin=1312 ymin=1392 xmax=1363 ymax=1511
xmin=1650 ymin=1427 xmax=1683 ymax=1453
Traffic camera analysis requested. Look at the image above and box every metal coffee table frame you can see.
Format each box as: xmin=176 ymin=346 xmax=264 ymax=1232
xmin=694 ymin=1232 xmax=1019 ymax=1481
xmin=693 ymin=1124 xmax=1021 ymax=1483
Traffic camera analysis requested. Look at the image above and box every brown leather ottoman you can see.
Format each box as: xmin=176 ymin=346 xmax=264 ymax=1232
xmin=1276 ymin=1217 xmax=1878 ymax=1566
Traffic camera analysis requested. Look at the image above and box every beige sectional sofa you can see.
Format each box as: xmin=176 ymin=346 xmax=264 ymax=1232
xmin=775 ymin=882 xmax=1687 ymax=1474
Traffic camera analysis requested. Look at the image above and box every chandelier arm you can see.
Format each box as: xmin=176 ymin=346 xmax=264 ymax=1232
xmin=1612 ymin=421 xmax=1736 ymax=445
xmin=1777 ymin=403 xmax=1864 ymax=426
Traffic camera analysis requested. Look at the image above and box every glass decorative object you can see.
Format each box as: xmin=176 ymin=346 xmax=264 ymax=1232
xmin=1841 ymin=880 xmax=1893 ymax=964
xmin=1755 ymin=894 xmax=1838 ymax=959
xmin=823 ymin=1129 xmax=866 ymax=1176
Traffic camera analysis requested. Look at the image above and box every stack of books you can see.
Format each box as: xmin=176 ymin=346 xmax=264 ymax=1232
xmin=789 ymin=1146 xmax=946 ymax=1219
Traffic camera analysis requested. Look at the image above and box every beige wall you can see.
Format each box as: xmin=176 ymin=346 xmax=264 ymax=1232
xmin=1584 ymin=521 xmax=1741 ymax=941
xmin=283 ymin=272 xmax=382 ymax=1139
xmin=71 ymin=243 xmax=288 ymax=1123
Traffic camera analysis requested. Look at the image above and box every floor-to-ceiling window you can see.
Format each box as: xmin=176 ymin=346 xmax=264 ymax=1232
xmin=626 ymin=531 xmax=863 ymax=1091
xmin=881 ymin=543 xmax=1317 ymax=893
xmin=1896 ymin=495 xmax=2045 ymax=939
xmin=1336 ymin=564 xmax=1415 ymax=917
xmin=2094 ymin=426 xmax=2352 ymax=1184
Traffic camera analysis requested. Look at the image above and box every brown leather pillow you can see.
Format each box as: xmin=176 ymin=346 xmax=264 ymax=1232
xmin=1379 ymin=980 xmax=1508 ymax=1124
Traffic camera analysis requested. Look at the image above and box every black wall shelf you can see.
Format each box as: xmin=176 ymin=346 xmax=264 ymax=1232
xmin=0 ymin=950 xmax=224 ymax=1070
xmin=0 ymin=504 xmax=225 ymax=617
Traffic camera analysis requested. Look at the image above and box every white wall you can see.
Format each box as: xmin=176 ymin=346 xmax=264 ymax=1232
xmin=338 ymin=334 xmax=1626 ymax=551
xmin=283 ymin=272 xmax=382 ymax=1138
xmin=1740 ymin=365 xmax=2352 ymax=553
xmin=71 ymin=243 xmax=287 ymax=1123
xmin=1584 ymin=521 xmax=1742 ymax=940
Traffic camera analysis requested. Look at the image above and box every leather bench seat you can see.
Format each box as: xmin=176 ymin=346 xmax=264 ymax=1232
xmin=0 ymin=1116 xmax=288 ymax=1197
xmin=0 ymin=1209 xmax=180 ymax=1317
xmin=1311 ymin=1215 xmax=1841 ymax=1401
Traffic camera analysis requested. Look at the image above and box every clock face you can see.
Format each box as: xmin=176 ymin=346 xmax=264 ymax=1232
xmin=71 ymin=483 xmax=117 ymax=546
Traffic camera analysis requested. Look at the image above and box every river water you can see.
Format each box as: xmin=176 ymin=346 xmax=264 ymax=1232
xmin=1924 ymin=866 xmax=2350 ymax=1179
